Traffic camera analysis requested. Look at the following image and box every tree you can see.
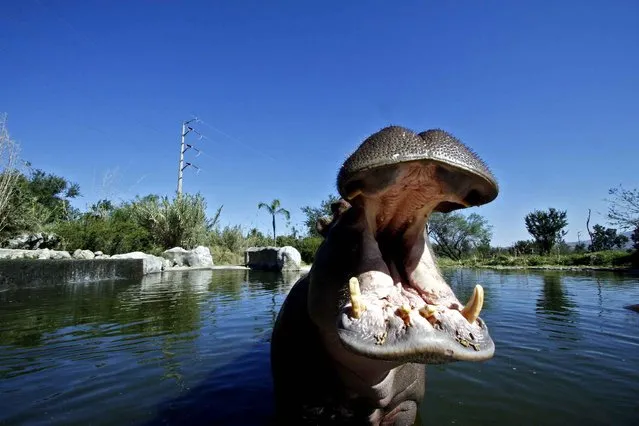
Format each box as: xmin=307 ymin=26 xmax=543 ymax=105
xmin=300 ymin=194 xmax=339 ymax=237
xmin=511 ymin=240 xmax=536 ymax=255
xmin=573 ymin=242 xmax=587 ymax=253
xmin=427 ymin=212 xmax=492 ymax=260
xmin=0 ymin=165 xmax=81 ymax=241
xmin=258 ymin=199 xmax=290 ymax=244
xmin=0 ymin=113 xmax=20 ymax=236
xmin=588 ymin=224 xmax=629 ymax=251
xmin=524 ymin=208 xmax=568 ymax=255
xmin=25 ymin=168 xmax=80 ymax=221
xmin=607 ymin=185 xmax=639 ymax=230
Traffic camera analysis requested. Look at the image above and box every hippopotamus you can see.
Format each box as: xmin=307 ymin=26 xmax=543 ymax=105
xmin=624 ymin=304 xmax=639 ymax=313
xmin=270 ymin=126 xmax=499 ymax=425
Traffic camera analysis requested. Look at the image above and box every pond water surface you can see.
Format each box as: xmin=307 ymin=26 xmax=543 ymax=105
xmin=1 ymin=268 xmax=638 ymax=425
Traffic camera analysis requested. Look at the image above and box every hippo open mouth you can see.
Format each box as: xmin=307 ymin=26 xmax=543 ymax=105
xmin=333 ymin=127 xmax=498 ymax=364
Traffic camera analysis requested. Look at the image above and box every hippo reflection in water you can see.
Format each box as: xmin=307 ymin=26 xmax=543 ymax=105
xmin=270 ymin=126 xmax=499 ymax=425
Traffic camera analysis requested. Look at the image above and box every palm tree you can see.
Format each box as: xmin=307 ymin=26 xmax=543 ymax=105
xmin=258 ymin=199 xmax=290 ymax=245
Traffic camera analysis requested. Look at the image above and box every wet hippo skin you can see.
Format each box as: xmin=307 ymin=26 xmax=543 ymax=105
xmin=271 ymin=126 xmax=499 ymax=425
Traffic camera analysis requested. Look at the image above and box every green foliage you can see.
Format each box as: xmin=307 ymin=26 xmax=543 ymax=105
xmin=300 ymin=194 xmax=339 ymax=237
xmin=588 ymin=224 xmax=628 ymax=251
xmin=258 ymin=198 xmax=290 ymax=243
xmin=1 ymin=166 xmax=80 ymax=240
xmin=524 ymin=208 xmax=568 ymax=255
xmin=474 ymin=250 xmax=632 ymax=268
xmin=573 ymin=241 xmax=587 ymax=253
xmin=53 ymin=202 xmax=156 ymax=254
xmin=131 ymin=193 xmax=221 ymax=250
xmin=275 ymin=234 xmax=323 ymax=264
xmin=511 ymin=240 xmax=536 ymax=255
xmin=428 ymin=212 xmax=492 ymax=260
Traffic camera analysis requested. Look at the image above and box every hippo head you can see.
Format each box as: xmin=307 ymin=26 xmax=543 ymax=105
xmin=307 ymin=126 xmax=499 ymax=366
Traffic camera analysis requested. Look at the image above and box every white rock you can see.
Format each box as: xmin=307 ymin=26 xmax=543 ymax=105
xmin=185 ymin=246 xmax=214 ymax=268
xmin=73 ymin=249 xmax=95 ymax=260
xmin=94 ymin=251 xmax=104 ymax=256
xmin=161 ymin=247 xmax=188 ymax=266
xmin=49 ymin=250 xmax=72 ymax=260
xmin=277 ymin=246 xmax=302 ymax=271
xmin=111 ymin=251 xmax=163 ymax=274
xmin=245 ymin=246 xmax=301 ymax=271
xmin=37 ymin=248 xmax=51 ymax=259
xmin=161 ymin=257 xmax=173 ymax=270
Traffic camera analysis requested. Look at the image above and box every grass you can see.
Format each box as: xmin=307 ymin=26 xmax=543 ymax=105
xmin=437 ymin=250 xmax=638 ymax=270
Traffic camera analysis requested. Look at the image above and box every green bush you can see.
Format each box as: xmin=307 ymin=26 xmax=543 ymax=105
xmin=50 ymin=207 xmax=161 ymax=254
xmin=296 ymin=236 xmax=323 ymax=264
xmin=131 ymin=193 xmax=219 ymax=250
xmin=210 ymin=244 xmax=244 ymax=265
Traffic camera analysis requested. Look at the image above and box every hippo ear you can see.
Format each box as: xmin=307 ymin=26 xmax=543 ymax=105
xmin=316 ymin=199 xmax=352 ymax=238
xmin=331 ymin=199 xmax=351 ymax=216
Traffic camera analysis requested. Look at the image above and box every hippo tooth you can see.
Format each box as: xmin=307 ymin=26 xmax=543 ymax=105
xmin=461 ymin=284 xmax=484 ymax=324
xmin=418 ymin=305 xmax=437 ymax=319
xmin=348 ymin=277 xmax=366 ymax=319
xmin=397 ymin=304 xmax=413 ymax=326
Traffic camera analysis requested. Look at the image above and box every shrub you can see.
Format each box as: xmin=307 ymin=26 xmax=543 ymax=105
xmin=131 ymin=193 xmax=220 ymax=249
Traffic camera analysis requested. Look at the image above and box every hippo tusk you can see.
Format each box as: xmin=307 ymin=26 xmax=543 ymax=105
xmin=461 ymin=285 xmax=484 ymax=324
xmin=349 ymin=277 xmax=366 ymax=318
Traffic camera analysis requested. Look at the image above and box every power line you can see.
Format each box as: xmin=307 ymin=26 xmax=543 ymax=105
xmin=190 ymin=114 xmax=277 ymax=162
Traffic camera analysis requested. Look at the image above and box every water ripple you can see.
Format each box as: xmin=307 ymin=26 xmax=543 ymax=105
xmin=1 ymin=269 xmax=638 ymax=425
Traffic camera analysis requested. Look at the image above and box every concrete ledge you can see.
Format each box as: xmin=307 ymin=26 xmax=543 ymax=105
xmin=0 ymin=258 xmax=144 ymax=289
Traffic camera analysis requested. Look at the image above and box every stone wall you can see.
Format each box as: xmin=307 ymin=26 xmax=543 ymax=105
xmin=0 ymin=258 xmax=144 ymax=290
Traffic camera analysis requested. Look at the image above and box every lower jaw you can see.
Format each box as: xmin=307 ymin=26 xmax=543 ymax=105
xmin=337 ymin=326 xmax=496 ymax=364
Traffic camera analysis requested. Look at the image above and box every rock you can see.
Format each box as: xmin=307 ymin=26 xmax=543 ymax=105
xmin=49 ymin=250 xmax=72 ymax=260
xmin=162 ymin=246 xmax=213 ymax=268
xmin=245 ymin=246 xmax=278 ymax=270
xmin=277 ymin=246 xmax=301 ymax=271
xmin=162 ymin=247 xmax=189 ymax=267
xmin=5 ymin=232 xmax=61 ymax=250
xmin=73 ymin=249 xmax=95 ymax=260
xmin=37 ymin=248 xmax=51 ymax=259
xmin=94 ymin=251 xmax=104 ymax=257
xmin=23 ymin=250 xmax=40 ymax=259
xmin=161 ymin=257 xmax=173 ymax=270
xmin=111 ymin=251 xmax=164 ymax=274
xmin=185 ymin=246 xmax=214 ymax=268
xmin=245 ymin=246 xmax=301 ymax=271
xmin=0 ymin=249 xmax=19 ymax=259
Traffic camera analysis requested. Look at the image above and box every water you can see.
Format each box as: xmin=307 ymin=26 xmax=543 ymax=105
xmin=1 ymin=268 xmax=638 ymax=425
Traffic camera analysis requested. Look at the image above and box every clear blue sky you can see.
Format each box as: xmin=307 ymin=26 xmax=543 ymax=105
xmin=2 ymin=0 xmax=638 ymax=246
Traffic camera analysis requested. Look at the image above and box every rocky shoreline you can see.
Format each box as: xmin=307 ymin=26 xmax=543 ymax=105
xmin=0 ymin=245 xmax=307 ymax=275
xmin=0 ymin=246 xmax=215 ymax=275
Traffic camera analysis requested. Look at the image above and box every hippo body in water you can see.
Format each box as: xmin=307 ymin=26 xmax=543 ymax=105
xmin=270 ymin=126 xmax=499 ymax=425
